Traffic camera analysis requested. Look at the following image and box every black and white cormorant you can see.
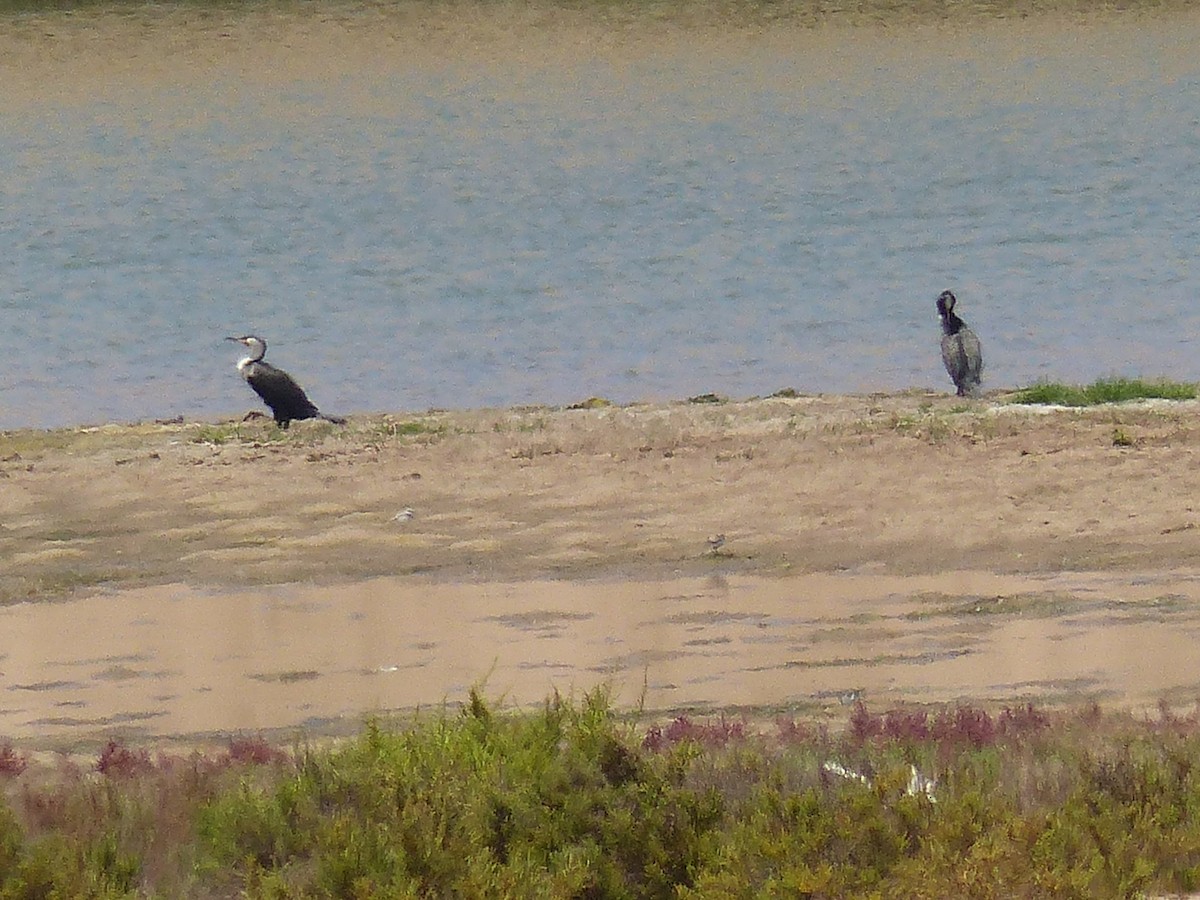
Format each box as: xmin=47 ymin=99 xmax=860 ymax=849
xmin=226 ymin=335 xmax=347 ymax=429
xmin=935 ymin=290 xmax=983 ymax=397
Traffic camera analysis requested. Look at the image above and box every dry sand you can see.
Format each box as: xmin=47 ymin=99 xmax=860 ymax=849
xmin=4 ymin=392 xmax=1200 ymax=748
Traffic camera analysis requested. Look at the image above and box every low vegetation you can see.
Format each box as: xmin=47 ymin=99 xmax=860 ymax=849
xmin=4 ymin=691 xmax=1200 ymax=897
xmin=1010 ymin=377 xmax=1196 ymax=407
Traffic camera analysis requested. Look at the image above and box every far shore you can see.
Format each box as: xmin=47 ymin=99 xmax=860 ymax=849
xmin=3 ymin=0 xmax=1199 ymax=116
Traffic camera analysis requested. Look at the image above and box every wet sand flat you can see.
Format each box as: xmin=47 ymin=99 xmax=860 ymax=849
xmin=5 ymin=394 xmax=1200 ymax=747
xmin=4 ymin=568 xmax=1200 ymax=748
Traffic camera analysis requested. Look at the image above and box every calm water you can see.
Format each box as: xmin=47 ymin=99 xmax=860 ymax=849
xmin=2 ymin=8 xmax=1200 ymax=429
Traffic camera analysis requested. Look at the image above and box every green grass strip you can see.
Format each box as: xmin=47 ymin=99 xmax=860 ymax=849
xmin=1010 ymin=377 xmax=1196 ymax=407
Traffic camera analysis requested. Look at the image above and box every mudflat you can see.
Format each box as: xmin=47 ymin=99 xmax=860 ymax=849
xmin=4 ymin=392 xmax=1200 ymax=748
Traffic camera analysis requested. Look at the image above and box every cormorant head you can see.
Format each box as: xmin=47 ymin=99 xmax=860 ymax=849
xmin=225 ymin=335 xmax=267 ymax=364
xmin=935 ymin=291 xmax=956 ymax=320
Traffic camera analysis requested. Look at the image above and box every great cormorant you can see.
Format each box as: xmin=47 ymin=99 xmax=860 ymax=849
xmin=226 ymin=335 xmax=347 ymax=429
xmin=935 ymin=291 xmax=983 ymax=397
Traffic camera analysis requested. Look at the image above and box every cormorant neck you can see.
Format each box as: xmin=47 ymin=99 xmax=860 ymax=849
xmin=941 ymin=312 xmax=964 ymax=336
xmin=242 ymin=340 xmax=267 ymax=365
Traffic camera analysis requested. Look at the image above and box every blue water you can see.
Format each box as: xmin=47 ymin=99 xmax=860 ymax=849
xmin=3 ymin=11 xmax=1200 ymax=429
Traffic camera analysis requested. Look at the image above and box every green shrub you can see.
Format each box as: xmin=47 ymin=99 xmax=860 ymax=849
xmin=11 ymin=698 xmax=1200 ymax=896
xmin=198 ymin=688 xmax=724 ymax=897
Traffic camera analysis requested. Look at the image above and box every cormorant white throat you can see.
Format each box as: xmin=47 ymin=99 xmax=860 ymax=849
xmin=935 ymin=290 xmax=983 ymax=397
xmin=226 ymin=335 xmax=347 ymax=429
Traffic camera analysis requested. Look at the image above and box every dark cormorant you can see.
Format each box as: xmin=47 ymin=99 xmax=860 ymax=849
xmin=226 ymin=335 xmax=347 ymax=429
xmin=935 ymin=290 xmax=983 ymax=397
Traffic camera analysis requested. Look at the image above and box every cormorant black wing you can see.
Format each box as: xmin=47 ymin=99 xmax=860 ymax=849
xmin=245 ymin=362 xmax=322 ymax=424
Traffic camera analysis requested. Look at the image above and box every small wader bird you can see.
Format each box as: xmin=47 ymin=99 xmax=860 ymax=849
xmin=935 ymin=290 xmax=983 ymax=397
xmin=226 ymin=335 xmax=347 ymax=429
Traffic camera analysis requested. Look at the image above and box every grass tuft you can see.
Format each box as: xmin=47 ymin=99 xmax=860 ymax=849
xmin=188 ymin=423 xmax=246 ymax=445
xmin=1010 ymin=377 xmax=1197 ymax=407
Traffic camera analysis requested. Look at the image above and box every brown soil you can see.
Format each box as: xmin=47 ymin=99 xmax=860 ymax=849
xmin=4 ymin=392 xmax=1200 ymax=748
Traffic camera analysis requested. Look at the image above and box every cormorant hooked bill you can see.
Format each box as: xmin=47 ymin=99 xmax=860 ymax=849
xmin=935 ymin=291 xmax=983 ymax=397
xmin=226 ymin=335 xmax=347 ymax=429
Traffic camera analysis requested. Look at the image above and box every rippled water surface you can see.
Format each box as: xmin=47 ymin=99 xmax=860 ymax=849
xmin=3 ymin=5 xmax=1199 ymax=428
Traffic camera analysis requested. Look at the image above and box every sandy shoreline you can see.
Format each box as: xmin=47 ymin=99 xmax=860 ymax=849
xmin=7 ymin=391 xmax=1200 ymax=592
xmin=5 ymin=391 xmax=1200 ymax=747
